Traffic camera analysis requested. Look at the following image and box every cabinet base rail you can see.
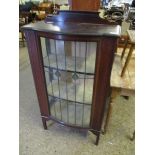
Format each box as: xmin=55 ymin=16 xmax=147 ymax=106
xmin=41 ymin=115 xmax=106 ymax=145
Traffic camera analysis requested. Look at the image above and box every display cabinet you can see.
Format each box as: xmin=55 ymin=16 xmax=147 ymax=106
xmin=22 ymin=11 xmax=121 ymax=145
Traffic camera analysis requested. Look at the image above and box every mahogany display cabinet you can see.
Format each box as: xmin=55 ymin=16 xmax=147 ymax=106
xmin=22 ymin=11 xmax=121 ymax=145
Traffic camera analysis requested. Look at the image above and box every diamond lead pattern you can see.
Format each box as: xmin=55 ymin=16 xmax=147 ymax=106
xmin=55 ymin=70 xmax=61 ymax=77
xmin=72 ymin=73 xmax=79 ymax=80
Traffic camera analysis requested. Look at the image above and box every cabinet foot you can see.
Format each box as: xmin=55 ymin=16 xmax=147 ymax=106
xmin=101 ymin=129 xmax=105 ymax=135
xmin=95 ymin=133 xmax=100 ymax=145
xmin=130 ymin=131 xmax=135 ymax=141
xmin=42 ymin=118 xmax=47 ymax=130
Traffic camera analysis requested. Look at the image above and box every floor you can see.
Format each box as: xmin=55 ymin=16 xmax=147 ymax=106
xmin=19 ymin=44 xmax=135 ymax=155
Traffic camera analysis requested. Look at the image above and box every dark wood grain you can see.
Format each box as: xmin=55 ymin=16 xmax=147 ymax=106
xmin=22 ymin=11 xmax=121 ymax=37
xmin=45 ymin=11 xmax=113 ymax=24
xmin=90 ymin=38 xmax=117 ymax=140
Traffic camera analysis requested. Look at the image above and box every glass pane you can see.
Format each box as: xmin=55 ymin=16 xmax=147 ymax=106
xmin=40 ymin=37 xmax=97 ymax=127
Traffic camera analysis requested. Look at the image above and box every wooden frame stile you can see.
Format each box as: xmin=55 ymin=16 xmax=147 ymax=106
xmin=24 ymin=30 xmax=50 ymax=129
xmin=90 ymin=37 xmax=118 ymax=145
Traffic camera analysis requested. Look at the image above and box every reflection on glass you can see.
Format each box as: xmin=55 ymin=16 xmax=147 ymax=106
xmin=40 ymin=37 xmax=97 ymax=127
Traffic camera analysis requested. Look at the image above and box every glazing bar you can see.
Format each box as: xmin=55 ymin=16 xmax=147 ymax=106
xmin=45 ymin=38 xmax=56 ymax=117
xmin=64 ymin=41 xmax=69 ymax=123
xmin=82 ymin=42 xmax=87 ymax=126
xmin=74 ymin=41 xmax=77 ymax=125
xmin=44 ymin=65 xmax=95 ymax=76
xmin=54 ymin=40 xmax=62 ymax=120
xmin=48 ymin=94 xmax=91 ymax=106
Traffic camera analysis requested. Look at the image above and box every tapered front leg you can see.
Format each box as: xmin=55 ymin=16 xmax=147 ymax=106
xmin=95 ymin=133 xmax=100 ymax=145
xmin=42 ymin=117 xmax=47 ymax=130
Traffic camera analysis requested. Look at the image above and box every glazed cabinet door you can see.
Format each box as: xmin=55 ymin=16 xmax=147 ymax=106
xmin=38 ymin=35 xmax=98 ymax=128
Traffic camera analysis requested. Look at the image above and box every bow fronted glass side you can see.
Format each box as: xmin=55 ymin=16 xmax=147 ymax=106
xmin=40 ymin=37 xmax=97 ymax=127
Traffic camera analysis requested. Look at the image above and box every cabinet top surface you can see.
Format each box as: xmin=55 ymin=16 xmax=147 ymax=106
xmin=22 ymin=21 xmax=121 ymax=37
xmin=22 ymin=11 xmax=121 ymax=37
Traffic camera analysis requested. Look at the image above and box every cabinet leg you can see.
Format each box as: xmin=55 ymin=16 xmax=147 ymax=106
xmin=130 ymin=131 xmax=135 ymax=141
xmin=95 ymin=133 xmax=100 ymax=145
xmin=42 ymin=118 xmax=47 ymax=130
xmin=103 ymin=103 xmax=112 ymax=134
